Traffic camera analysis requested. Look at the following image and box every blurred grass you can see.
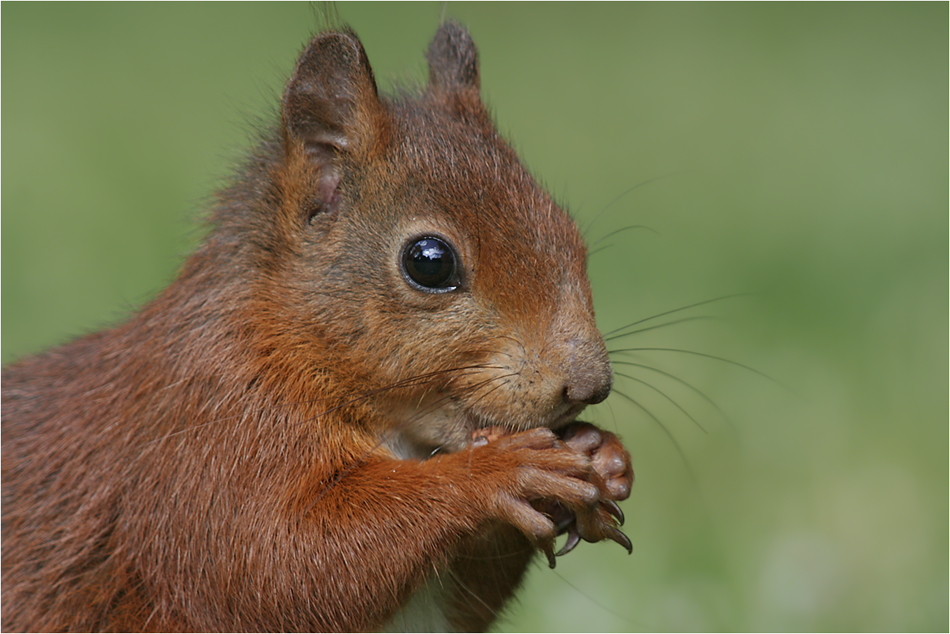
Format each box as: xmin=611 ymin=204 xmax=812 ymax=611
xmin=2 ymin=3 xmax=946 ymax=632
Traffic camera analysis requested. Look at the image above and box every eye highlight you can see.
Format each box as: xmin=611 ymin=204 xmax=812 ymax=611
xmin=401 ymin=236 xmax=460 ymax=293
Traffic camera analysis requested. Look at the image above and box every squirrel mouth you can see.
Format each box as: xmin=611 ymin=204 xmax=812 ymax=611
xmin=551 ymin=403 xmax=587 ymax=429
xmin=467 ymin=403 xmax=588 ymax=449
xmin=386 ymin=397 xmax=589 ymax=460
xmin=469 ymin=402 xmax=587 ymax=437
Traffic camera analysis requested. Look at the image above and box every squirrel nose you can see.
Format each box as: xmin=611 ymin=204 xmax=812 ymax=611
xmin=563 ymin=372 xmax=612 ymax=405
xmin=562 ymin=343 xmax=613 ymax=405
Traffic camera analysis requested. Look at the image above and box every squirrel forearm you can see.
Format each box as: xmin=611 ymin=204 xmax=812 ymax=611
xmin=288 ymin=456 xmax=492 ymax=631
xmin=149 ymin=453 xmax=497 ymax=632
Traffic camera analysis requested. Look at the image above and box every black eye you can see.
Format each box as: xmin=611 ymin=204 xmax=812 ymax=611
xmin=401 ymin=236 xmax=460 ymax=293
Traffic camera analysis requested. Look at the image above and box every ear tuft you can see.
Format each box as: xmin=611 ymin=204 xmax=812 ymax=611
xmin=426 ymin=21 xmax=480 ymax=94
xmin=282 ymin=29 xmax=382 ymax=154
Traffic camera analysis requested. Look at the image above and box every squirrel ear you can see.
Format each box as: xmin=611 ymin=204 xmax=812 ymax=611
xmin=282 ymin=30 xmax=383 ymax=157
xmin=426 ymin=21 xmax=480 ymax=96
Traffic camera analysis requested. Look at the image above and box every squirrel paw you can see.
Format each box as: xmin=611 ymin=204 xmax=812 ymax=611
xmin=469 ymin=423 xmax=633 ymax=567
xmin=560 ymin=422 xmax=634 ymax=501
xmin=544 ymin=422 xmax=634 ymax=560
xmin=479 ymin=428 xmax=599 ymax=568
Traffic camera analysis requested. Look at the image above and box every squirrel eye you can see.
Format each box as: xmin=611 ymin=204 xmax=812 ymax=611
xmin=401 ymin=236 xmax=460 ymax=293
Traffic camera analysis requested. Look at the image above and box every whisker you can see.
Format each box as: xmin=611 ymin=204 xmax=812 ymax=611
xmin=319 ymin=372 xmax=520 ymax=470
xmin=597 ymin=396 xmax=621 ymax=434
xmin=491 ymin=333 xmax=528 ymax=358
xmin=379 ymin=371 xmax=520 ymax=443
xmin=591 ymin=224 xmax=659 ymax=246
xmin=150 ymin=363 xmax=505 ymax=445
xmin=462 ymin=378 xmax=512 ymax=418
xmin=610 ymin=347 xmax=779 ymax=386
xmin=304 ymin=365 xmax=522 ymax=453
xmin=610 ymin=386 xmax=698 ymax=484
xmin=415 ymin=374 xmax=519 ymax=438
xmin=613 ymin=370 xmax=707 ymax=434
xmin=604 ymin=315 xmax=716 ymax=342
xmin=602 ymin=292 xmax=754 ymax=338
xmin=611 ymin=360 xmax=735 ymax=432
xmin=587 ymin=244 xmax=612 ymax=258
xmin=582 ymin=171 xmax=684 ymax=238
xmin=298 ymin=375 xmax=508 ymax=513
xmin=301 ymin=355 xmax=519 ymax=448
xmin=510 ymin=338 xmax=528 ymax=356
xmin=310 ymin=367 xmax=485 ymax=420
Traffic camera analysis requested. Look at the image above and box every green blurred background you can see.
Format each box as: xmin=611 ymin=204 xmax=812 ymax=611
xmin=3 ymin=3 xmax=946 ymax=631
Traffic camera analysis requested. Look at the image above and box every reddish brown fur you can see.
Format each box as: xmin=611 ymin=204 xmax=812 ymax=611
xmin=2 ymin=23 xmax=632 ymax=632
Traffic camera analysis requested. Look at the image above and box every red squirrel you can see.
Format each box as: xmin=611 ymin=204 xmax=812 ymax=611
xmin=2 ymin=23 xmax=633 ymax=632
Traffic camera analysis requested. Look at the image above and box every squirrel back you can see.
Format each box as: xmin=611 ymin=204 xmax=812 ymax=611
xmin=2 ymin=23 xmax=632 ymax=632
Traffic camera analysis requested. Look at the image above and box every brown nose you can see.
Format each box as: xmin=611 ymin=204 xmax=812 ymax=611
xmin=564 ymin=371 xmax=612 ymax=405
xmin=563 ymin=340 xmax=613 ymax=405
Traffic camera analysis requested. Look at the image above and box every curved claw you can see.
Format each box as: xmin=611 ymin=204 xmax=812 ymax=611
xmin=555 ymin=527 xmax=582 ymax=557
xmin=541 ymin=543 xmax=558 ymax=569
xmin=604 ymin=525 xmax=633 ymax=554
xmin=603 ymin=499 xmax=625 ymax=526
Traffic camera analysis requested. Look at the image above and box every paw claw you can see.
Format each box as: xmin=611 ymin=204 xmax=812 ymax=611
xmin=603 ymin=499 xmax=625 ymax=526
xmin=605 ymin=526 xmax=633 ymax=554
xmin=555 ymin=527 xmax=582 ymax=557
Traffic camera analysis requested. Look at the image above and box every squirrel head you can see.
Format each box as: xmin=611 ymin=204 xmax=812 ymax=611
xmin=232 ymin=23 xmax=612 ymax=455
